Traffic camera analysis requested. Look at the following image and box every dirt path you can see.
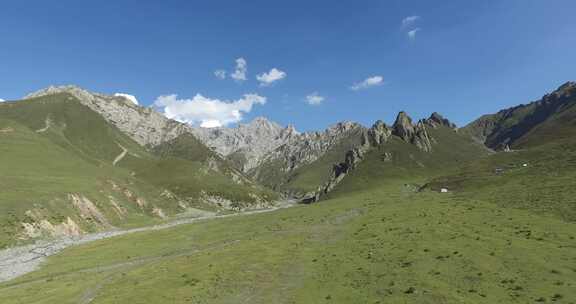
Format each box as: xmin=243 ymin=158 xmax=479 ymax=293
xmin=112 ymin=143 xmax=127 ymax=166
xmin=0 ymin=200 xmax=296 ymax=285
xmin=35 ymin=117 xmax=51 ymax=133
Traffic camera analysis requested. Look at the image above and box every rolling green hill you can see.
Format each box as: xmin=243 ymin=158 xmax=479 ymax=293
xmin=0 ymin=93 xmax=276 ymax=248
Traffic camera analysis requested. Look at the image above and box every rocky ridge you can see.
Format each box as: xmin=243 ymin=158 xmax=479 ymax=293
xmin=25 ymin=85 xmax=191 ymax=147
xmin=23 ymin=85 xmax=456 ymax=203
xmin=303 ymin=111 xmax=450 ymax=202
xmin=190 ymin=117 xmax=299 ymax=171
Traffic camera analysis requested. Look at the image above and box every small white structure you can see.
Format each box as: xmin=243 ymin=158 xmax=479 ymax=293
xmin=522 ymin=163 xmax=528 ymax=167
xmin=440 ymin=188 xmax=449 ymax=193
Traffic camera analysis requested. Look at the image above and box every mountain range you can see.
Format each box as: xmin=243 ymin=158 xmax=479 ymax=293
xmin=0 ymin=81 xmax=574 ymax=248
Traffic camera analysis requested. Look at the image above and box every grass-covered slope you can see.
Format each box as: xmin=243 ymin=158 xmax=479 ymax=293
xmin=1 ymin=102 xmax=575 ymax=303
xmin=329 ymin=125 xmax=489 ymax=197
xmin=424 ymin=135 xmax=576 ymax=221
xmin=462 ymin=81 xmax=576 ymax=150
xmin=0 ymin=115 xmax=172 ymax=249
xmin=1 ymin=179 xmax=574 ymax=303
xmin=0 ymin=94 xmax=277 ymax=247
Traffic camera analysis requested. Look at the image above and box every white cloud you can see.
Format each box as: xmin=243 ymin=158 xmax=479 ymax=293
xmin=0 ymin=99 xmax=5 ymax=102
xmin=402 ymin=15 xmax=420 ymax=28
xmin=350 ymin=76 xmax=384 ymax=91
xmin=407 ymin=28 xmax=421 ymax=40
xmin=154 ymin=93 xmax=266 ymax=128
xmin=114 ymin=93 xmax=139 ymax=105
xmin=214 ymin=70 xmax=227 ymax=80
xmin=256 ymin=68 xmax=287 ymax=86
xmin=230 ymin=58 xmax=247 ymax=82
xmin=306 ymin=92 xmax=324 ymax=105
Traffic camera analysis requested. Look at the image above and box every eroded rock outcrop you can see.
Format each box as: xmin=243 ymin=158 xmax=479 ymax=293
xmin=392 ymin=112 xmax=433 ymax=152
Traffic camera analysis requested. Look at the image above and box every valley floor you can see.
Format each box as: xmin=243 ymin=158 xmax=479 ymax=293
xmin=0 ymin=183 xmax=575 ymax=304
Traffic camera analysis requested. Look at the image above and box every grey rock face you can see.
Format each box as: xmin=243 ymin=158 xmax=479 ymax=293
xmin=25 ymin=85 xmax=191 ymax=147
xmin=425 ymin=112 xmax=457 ymax=129
xmin=413 ymin=120 xmax=433 ymax=152
xmin=368 ymin=120 xmax=392 ymax=145
xmin=393 ymin=111 xmax=415 ymax=142
xmin=255 ymin=121 xmax=366 ymax=175
xmin=392 ymin=111 xmax=433 ymax=152
xmin=190 ymin=117 xmax=299 ymax=171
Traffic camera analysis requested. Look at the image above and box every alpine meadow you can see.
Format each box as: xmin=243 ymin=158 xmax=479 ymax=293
xmin=1 ymin=1 xmax=576 ymax=303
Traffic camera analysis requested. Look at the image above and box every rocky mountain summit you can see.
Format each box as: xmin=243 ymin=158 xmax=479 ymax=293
xmin=25 ymin=85 xmax=191 ymax=147
xmin=190 ymin=117 xmax=299 ymax=171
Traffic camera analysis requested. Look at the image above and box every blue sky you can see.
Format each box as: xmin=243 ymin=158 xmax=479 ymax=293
xmin=1 ymin=0 xmax=575 ymax=130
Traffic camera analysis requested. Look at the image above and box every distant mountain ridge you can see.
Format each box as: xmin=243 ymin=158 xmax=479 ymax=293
xmin=21 ymin=85 xmax=484 ymax=200
xmin=463 ymin=81 xmax=576 ymax=150
xmin=5 ymin=81 xmax=573 ymax=247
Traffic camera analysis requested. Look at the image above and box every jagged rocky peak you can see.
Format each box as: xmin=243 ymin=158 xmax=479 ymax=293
xmin=368 ymin=120 xmax=392 ymax=145
xmin=390 ymin=111 xmax=434 ymax=152
xmin=281 ymin=124 xmax=299 ymax=137
xmin=240 ymin=116 xmax=283 ymax=134
xmin=326 ymin=121 xmax=360 ymax=133
xmin=191 ymin=116 xmax=302 ymax=172
xmin=425 ymin=112 xmax=457 ymax=129
xmin=392 ymin=111 xmax=415 ymax=141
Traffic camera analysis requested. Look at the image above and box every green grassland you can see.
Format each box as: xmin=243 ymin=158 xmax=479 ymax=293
xmin=0 ymin=95 xmax=276 ymax=248
xmin=2 ymin=124 xmax=574 ymax=303
xmin=1 ymin=178 xmax=574 ymax=303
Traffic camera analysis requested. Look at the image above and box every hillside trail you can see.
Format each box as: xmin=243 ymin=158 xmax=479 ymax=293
xmin=0 ymin=199 xmax=296 ymax=285
xmin=112 ymin=143 xmax=128 ymax=166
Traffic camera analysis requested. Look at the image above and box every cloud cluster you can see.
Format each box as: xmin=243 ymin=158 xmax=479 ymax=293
xmin=214 ymin=69 xmax=227 ymax=80
xmin=402 ymin=16 xmax=420 ymax=28
xmin=230 ymin=58 xmax=248 ymax=82
xmin=114 ymin=93 xmax=139 ymax=105
xmin=402 ymin=15 xmax=421 ymax=40
xmin=306 ymin=92 xmax=324 ymax=105
xmin=256 ymin=68 xmax=287 ymax=86
xmin=407 ymin=28 xmax=421 ymax=40
xmin=0 ymin=99 xmax=5 ymax=102
xmin=154 ymin=93 xmax=266 ymax=128
xmin=350 ymin=76 xmax=384 ymax=91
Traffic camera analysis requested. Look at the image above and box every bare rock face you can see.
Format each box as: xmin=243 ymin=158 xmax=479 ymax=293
xmin=190 ymin=117 xmax=299 ymax=171
xmin=413 ymin=120 xmax=433 ymax=152
xmin=425 ymin=112 xmax=457 ymax=129
xmin=368 ymin=120 xmax=392 ymax=145
xmin=393 ymin=111 xmax=415 ymax=142
xmin=392 ymin=111 xmax=433 ymax=152
xmin=25 ymin=85 xmax=190 ymax=147
xmin=255 ymin=121 xmax=366 ymax=175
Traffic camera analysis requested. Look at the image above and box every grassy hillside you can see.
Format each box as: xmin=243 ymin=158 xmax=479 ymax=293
xmin=1 ymin=106 xmax=575 ymax=303
xmin=424 ymin=135 xmax=576 ymax=221
xmin=329 ymin=125 xmax=489 ymax=197
xmin=462 ymin=81 xmax=576 ymax=150
xmin=1 ymin=177 xmax=574 ymax=303
xmin=0 ymin=94 xmax=277 ymax=247
xmin=0 ymin=116 xmax=171 ymax=249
